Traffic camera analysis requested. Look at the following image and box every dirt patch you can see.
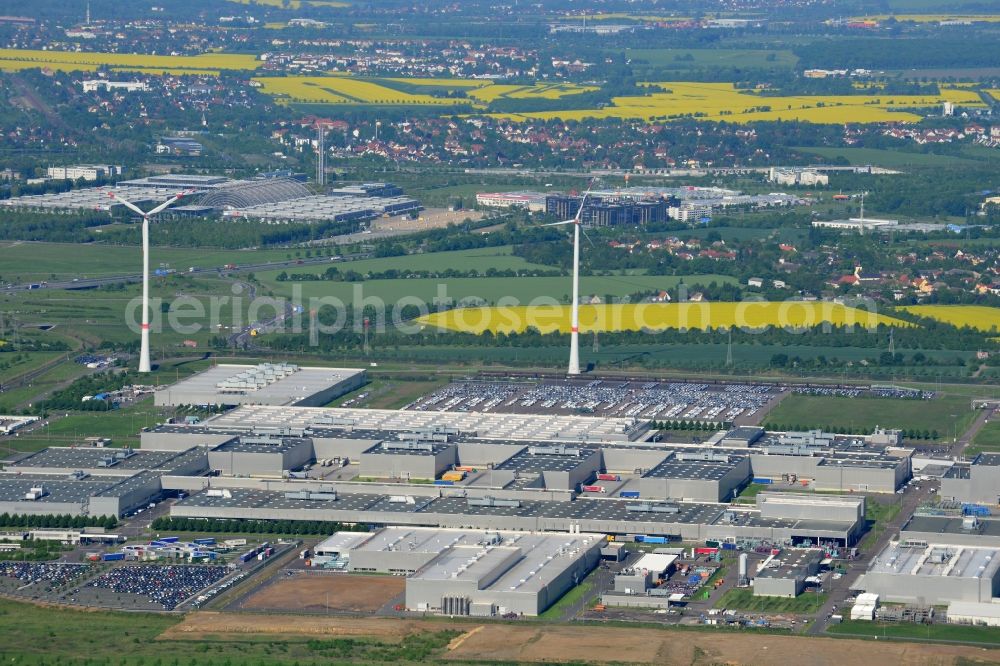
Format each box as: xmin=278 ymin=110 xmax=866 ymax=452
xmin=161 ymin=612 xmax=422 ymax=641
xmin=444 ymin=625 xmax=998 ymax=666
xmin=241 ymin=574 xmax=403 ymax=613
xmin=371 ymin=207 xmax=483 ymax=233
xmin=161 ymin=613 xmax=1000 ymax=665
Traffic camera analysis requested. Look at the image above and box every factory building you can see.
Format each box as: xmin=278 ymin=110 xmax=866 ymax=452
xmin=168 ymin=483 xmax=863 ymax=546
xmin=0 ymin=472 xmax=161 ymax=518
xmin=0 ymin=447 xmax=209 ymax=517
xmin=856 ymin=539 xmax=1000 ymax=606
xmin=206 ymin=436 xmax=314 ymax=477
xmin=899 ymin=513 xmax=1000 ymax=549
xmin=939 ymin=453 xmax=1000 ymax=506
xmin=359 ymin=440 xmax=458 ymax=481
xmin=639 ymin=452 xmax=750 ymax=502
xmin=315 ymin=527 xmax=603 ymax=616
xmin=141 ymin=404 xmax=651 ymax=445
xmin=752 ymin=548 xmax=823 ymax=598
xmin=153 ymin=364 xmax=366 ymax=408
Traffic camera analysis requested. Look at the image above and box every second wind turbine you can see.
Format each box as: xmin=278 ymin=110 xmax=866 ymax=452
xmin=545 ymin=188 xmax=592 ymax=376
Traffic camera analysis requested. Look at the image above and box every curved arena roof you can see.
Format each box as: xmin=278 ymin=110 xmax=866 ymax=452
xmin=197 ymin=178 xmax=311 ymax=210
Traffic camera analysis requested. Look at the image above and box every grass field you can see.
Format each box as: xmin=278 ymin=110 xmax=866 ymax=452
xmin=827 ymin=619 xmax=1000 ymax=645
xmin=793 ymin=146 xmax=983 ymax=167
xmin=764 ymin=393 xmax=977 ymax=439
xmin=625 ymin=48 xmax=798 ymax=71
xmin=0 ymin=242 xmax=297 ymax=282
xmin=416 ymin=302 xmax=908 ymax=334
xmin=263 ymin=274 xmax=736 ymax=307
xmin=0 ymin=48 xmax=260 ymax=74
xmin=898 ymin=305 xmax=1000 ymax=333
xmin=849 ymin=14 xmax=1000 ymax=23
xmin=715 ymin=588 xmax=827 ymax=613
xmin=968 ymin=420 xmax=1000 ymax=456
xmin=493 ymin=81 xmax=982 ymax=124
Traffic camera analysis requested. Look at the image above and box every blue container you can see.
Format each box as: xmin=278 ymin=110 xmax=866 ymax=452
xmin=688 ymin=574 xmax=702 ymax=584
xmin=620 ymin=491 xmax=641 ymax=498
xmin=159 ymin=536 xmax=180 ymax=543
xmin=722 ymin=543 xmax=737 ymax=550
xmin=643 ymin=536 xmax=667 ymax=544
xmin=752 ymin=478 xmax=773 ymax=485
xmin=102 ymin=553 xmax=125 ymax=561
xmin=434 ymin=480 xmax=454 ymax=486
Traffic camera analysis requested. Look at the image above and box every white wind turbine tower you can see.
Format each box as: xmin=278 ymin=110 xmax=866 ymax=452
xmin=107 ymin=190 xmax=189 ymax=373
xmin=545 ymin=186 xmax=593 ymax=375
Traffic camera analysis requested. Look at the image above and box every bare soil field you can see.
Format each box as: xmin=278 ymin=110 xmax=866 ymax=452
xmin=444 ymin=624 xmax=998 ymax=665
xmin=161 ymin=613 xmax=1000 ymax=665
xmin=241 ymin=574 xmax=403 ymax=613
xmin=371 ymin=207 xmax=484 ymax=233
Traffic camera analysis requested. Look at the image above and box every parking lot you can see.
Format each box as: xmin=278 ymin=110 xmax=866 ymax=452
xmin=77 ymin=564 xmax=230 ymax=611
xmin=407 ymin=379 xmax=786 ymax=423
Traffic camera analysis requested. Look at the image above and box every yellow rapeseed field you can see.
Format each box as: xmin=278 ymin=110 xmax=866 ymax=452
xmin=0 ymin=48 xmax=259 ymax=74
xmin=416 ymin=303 xmax=909 ymax=335
xmin=253 ymin=76 xmax=469 ymax=105
xmin=468 ymin=82 xmax=597 ymax=102
xmin=899 ymin=306 xmax=1000 ymax=332
xmin=491 ymin=81 xmax=981 ymax=124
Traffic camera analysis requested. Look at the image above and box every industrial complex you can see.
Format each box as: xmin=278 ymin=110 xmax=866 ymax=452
xmin=1 ymin=367 xmax=997 ymax=627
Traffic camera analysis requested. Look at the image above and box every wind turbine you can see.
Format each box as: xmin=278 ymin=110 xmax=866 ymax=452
xmin=545 ymin=186 xmax=593 ymax=375
xmin=107 ymin=190 xmax=189 ymax=373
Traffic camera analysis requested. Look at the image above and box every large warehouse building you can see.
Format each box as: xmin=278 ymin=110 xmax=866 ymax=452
xmin=152 ymin=364 xmax=366 ymax=407
xmin=856 ymin=539 xmax=1000 ymax=606
xmin=314 ymin=527 xmax=603 ymax=616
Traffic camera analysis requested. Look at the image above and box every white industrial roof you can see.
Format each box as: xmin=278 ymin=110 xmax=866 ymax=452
xmin=947 ymin=601 xmax=1000 ymax=620
xmin=154 ymin=364 xmax=364 ymax=406
xmin=204 ymin=404 xmax=646 ymax=443
xmin=632 ymin=553 xmax=678 ymax=575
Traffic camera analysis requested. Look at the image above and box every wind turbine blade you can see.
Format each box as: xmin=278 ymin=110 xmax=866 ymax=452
xmin=147 ymin=195 xmax=181 ymax=216
xmin=543 ymin=219 xmax=576 ymax=227
xmin=109 ymin=194 xmax=146 ymax=217
xmin=581 ymin=226 xmax=595 ymax=247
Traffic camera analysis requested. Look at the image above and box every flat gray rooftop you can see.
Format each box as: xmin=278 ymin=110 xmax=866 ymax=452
xmin=494 ymin=448 xmax=595 ymax=474
xmin=643 ymin=459 xmax=735 ymax=480
xmin=154 ymin=364 xmax=364 ymax=407
xmin=904 ymin=515 xmax=1000 ymax=538
xmin=8 ymin=448 xmax=182 ymax=472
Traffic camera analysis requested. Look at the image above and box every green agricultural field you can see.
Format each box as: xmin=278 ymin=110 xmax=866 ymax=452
xmin=0 ymin=360 xmax=89 ymax=414
xmin=2 ymin=276 xmax=256 ymax=350
xmin=792 ymin=146 xmax=979 ymax=168
xmin=827 ymin=619 xmax=1000 ymax=645
xmin=0 ymin=242 xmax=295 ymax=282
xmin=0 ymin=597 xmax=459 ymax=665
xmin=262 ymin=273 xmax=737 ymax=306
xmin=625 ymin=48 xmax=798 ymax=72
xmin=968 ymin=420 xmax=1000 ymax=456
xmin=0 ymin=352 xmax=66 ymax=385
xmin=714 ymin=588 xmax=827 ymax=613
xmin=10 ymin=399 xmax=172 ymax=451
xmin=270 ymin=246 xmax=552 ymax=277
xmin=764 ymin=393 xmax=977 ymax=439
